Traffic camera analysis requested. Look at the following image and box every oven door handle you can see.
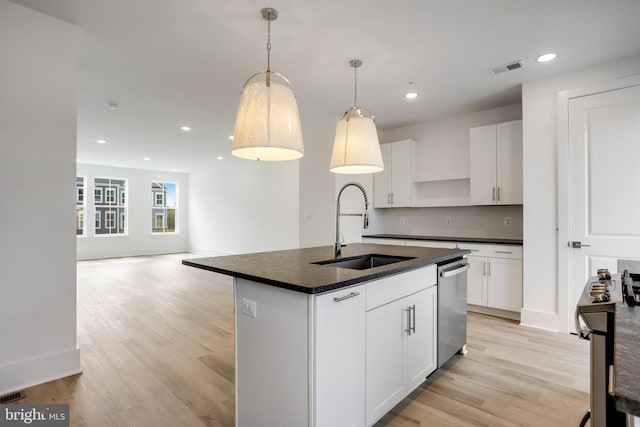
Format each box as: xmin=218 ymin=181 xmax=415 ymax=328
xmin=575 ymin=307 xmax=591 ymax=341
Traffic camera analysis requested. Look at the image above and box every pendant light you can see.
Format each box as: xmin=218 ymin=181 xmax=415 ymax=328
xmin=330 ymin=59 xmax=384 ymax=174
xmin=232 ymin=8 xmax=304 ymax=161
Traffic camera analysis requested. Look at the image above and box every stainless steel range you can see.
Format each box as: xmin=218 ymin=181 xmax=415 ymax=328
xmin=575 ymin=269 xmax=627 ymax=426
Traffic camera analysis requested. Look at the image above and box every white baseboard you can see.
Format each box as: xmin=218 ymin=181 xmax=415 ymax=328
xmin=467 ymin=305 xmax=520 ymax=320
xmin=0 ymin=347 xmax=81 ymax=396
xmin=520 ymin=308 xmax=561 ymax=332
xmin=187 ymin=246 xmax=238 ymax=257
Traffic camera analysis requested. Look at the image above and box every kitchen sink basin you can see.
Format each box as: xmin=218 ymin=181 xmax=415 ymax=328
xmin=312 ymin=254 xmax=415 ymax=270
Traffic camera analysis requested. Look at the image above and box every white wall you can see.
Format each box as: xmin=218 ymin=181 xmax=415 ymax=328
xmin=521 ymin=54 xmax=640 ymax=331
xmin=76 ymin=164 xmax=189 ymax=260
xmin=188 ymin=155 xmax=299 ymax=256
xmin=0 ymin=0 xmax=80 ymax=394
xmin=299 ymin=114 xmax=338 ymax=248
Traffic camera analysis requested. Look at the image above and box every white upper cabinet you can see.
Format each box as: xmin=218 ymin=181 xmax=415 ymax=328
xmin=374 ymin=140 xmax=413 ymax=208
xmin=470 ymin=120 xmax=522 ymax=205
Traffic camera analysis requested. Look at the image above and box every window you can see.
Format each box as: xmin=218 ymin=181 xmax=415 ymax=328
xmin=76 ymin=209 xmax=84 ymax=231
xmin=105 ymin=188 xmax=116 ymax=204
xmin=151 ymin=181 xmax=178 ymax=233
xmin=154 ymin=212 xmax=165 ymax=229
xmin=105 ymin=211 xmax=116 ymax=229
xmin=95 ymin=177 xmax=127 ymax=235
xmin=76 ymin=177 xmax=85 ymax=236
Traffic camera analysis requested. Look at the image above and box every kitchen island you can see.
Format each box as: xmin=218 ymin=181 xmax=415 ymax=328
xmin=184 ymin=243 xmax=468 ymax=427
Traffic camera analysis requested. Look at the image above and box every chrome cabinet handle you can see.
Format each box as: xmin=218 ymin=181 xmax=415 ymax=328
xmin=333 ymin=292 xmax=360 ymax=303
xmin=411 ymin=305 xmax=416 ymax=334
xmin=495 ymin=250 xmax=512 ymax=254
xmin=497 ymin=187 xmax=501 ymax=201
xmin=405 ymin=307 xmax=412 ymax=335
xmin=492 ymin=187 xmax=496 ymax=201
xmin=487 ymin=262 xmax=491 ymax=277
xmin=609 ymin=365 xmax=615 ymax=395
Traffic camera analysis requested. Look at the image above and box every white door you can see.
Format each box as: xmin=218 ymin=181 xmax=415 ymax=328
xmin=365 ymin=297 xmax=405 ymax=426
xmin=496 ymin=121 xmax=523 ymax=205
xmin=390 ymin=140 xmax=412 ymax=207
xmin=314 ymin=285 xmax=366 ymax=427
xmin=405 ymin=287 xmax=438 ymax=390
xmin=567 ymin=83 xmax=640 ymax=318
xmin=374 ymin=143 xmax=392 ymax=207
xmin=470 ymin=124 xmax=498 ymax=205
xmin=466 ymin=256 xmax=487 ymax=306
xmin=488 ymin=258 xmax=522 ymax=312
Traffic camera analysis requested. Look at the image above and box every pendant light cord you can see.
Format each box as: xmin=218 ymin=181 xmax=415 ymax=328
xmin=266 ymin=20 xmax=271 ymax=73
xmin=353 ymin=64 xmax=358 ymax=106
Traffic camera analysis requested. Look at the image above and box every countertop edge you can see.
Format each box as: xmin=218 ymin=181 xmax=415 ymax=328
xmin=363 ymin=234 xmax=523 ymax=246
xmin=183 ymin=250 xmax=468 ymax=295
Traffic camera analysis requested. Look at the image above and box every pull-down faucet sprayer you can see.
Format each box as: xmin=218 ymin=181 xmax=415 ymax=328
xmin=335 ymin=182 xmax=369 ymax=258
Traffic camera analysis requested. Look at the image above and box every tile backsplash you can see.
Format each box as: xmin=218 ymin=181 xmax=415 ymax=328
xmin=378 ymin=205 xmax=523 ymax=240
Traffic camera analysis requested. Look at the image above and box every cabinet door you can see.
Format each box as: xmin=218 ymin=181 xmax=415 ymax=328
xmin=487 ymin=258 xmax=522 ymax=312
xmin=466 ymin=255 xmax=487 ymax=306
xmin=390 ymin=140 xmax=412 ymax=207
xmin=470 ymin=124 xmax=498 ymax=205
xmin=406 ymin=286 xmax=438 ymax=391
xmin=315 ymin=285 xmax=366 ymax=427
xmin=496 ymin=121 xmax=523 ymax=205
xmin=374 ymin=143 xmax=393 ymax=208
xmin=366 ymin=298 xmax=405 ymax=426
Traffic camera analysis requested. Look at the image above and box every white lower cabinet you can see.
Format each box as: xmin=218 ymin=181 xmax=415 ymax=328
xmin=234 ymin=265 xmax=437 ymax=427
xmin=459 ymin=244 xmax=522 ymax=313
xmin=365 ymin=281 xmax=437 ymax=426
xmin=314 ymin=285 xmax=366 ymax=427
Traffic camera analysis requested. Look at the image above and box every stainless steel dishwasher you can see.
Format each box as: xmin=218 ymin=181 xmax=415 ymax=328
xmin=437 ymin=258 xmax=469 ymax=368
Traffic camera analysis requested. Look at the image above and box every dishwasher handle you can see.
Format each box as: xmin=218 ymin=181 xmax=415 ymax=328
xmin=440 ymin=264 xmax=469 ymax=278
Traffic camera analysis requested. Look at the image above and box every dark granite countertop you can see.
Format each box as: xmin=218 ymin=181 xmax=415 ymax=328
xmin=183 ymin=243 xmax=468 ymax=294
xmin=363 ymin=233 xmax=523 ymax=246
xmin=615 ymin=302 xmax=640 ymax=417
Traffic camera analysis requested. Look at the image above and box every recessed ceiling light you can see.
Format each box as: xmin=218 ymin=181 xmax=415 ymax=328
xmin=97 ymin=139 xmax=107 ymax=144
xmin=171 ymin=168 xmax=178 ymax=172
xmin=217 ymin=156 xmax=224 ymax=160
xmin=143 ymin=157 xmax=150 ymax=161
xmin=228 ymin=135 xmax=234 ymax=141
xmin=404 ymin=91 xmax=419 ymax=100
xmin=536 ymin=53 xmax=557 ymax=63
xmin=180 ymin=126 xmax=191 ymax=131
xmin=107 ymin=102 xmax=119 ymax=110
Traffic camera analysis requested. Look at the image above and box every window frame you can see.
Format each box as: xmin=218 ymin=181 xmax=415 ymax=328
xmin=151 ymin=181 xmax=178 ymax=234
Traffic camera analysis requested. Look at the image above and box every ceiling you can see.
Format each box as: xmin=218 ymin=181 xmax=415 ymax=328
xmin=12 ymin=0 xmax=640 ymax=172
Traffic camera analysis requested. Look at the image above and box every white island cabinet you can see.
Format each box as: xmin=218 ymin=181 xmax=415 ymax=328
xmin=234 ymin=264 xmax=437 ymax=427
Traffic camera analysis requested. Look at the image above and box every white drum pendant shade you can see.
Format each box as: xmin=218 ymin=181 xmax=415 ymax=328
xmin=232 ymin=71 xmax=304 ymax=161
xmin=330 ymin=106 xmax=384 ymax=174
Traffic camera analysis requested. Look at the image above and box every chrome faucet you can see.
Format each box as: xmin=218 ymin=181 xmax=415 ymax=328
xmin=335 ymin=182 xmax=369 ymax=258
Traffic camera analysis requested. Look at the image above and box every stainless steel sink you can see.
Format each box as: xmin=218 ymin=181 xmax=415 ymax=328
xmin=312 ymin=254 xmax=415 ymax=270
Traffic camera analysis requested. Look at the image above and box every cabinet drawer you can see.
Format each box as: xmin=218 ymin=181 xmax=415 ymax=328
xmin=366 ymin=265 xmax=436 ymax=311
xmin=456 ymin=243 xmax=522 ymax=259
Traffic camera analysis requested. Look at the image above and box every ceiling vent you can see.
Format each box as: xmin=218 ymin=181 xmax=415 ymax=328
xmin=489 ymin=60 xmax=525 ymax=75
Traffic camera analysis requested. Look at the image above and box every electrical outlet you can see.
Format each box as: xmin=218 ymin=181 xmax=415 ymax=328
xmin=399 ymin=217 xmax=405 ymax=225
xmin=242 ymin=298 xmax=257 ymax=318
xmin=504 ymin=217 xmax=512 ymax=226
xmin=445 ymin=216 xmax=452 ymax=225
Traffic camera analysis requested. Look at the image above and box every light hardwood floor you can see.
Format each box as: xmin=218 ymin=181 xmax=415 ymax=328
xmin=18 ymin=254 xmax=589 ymax=426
